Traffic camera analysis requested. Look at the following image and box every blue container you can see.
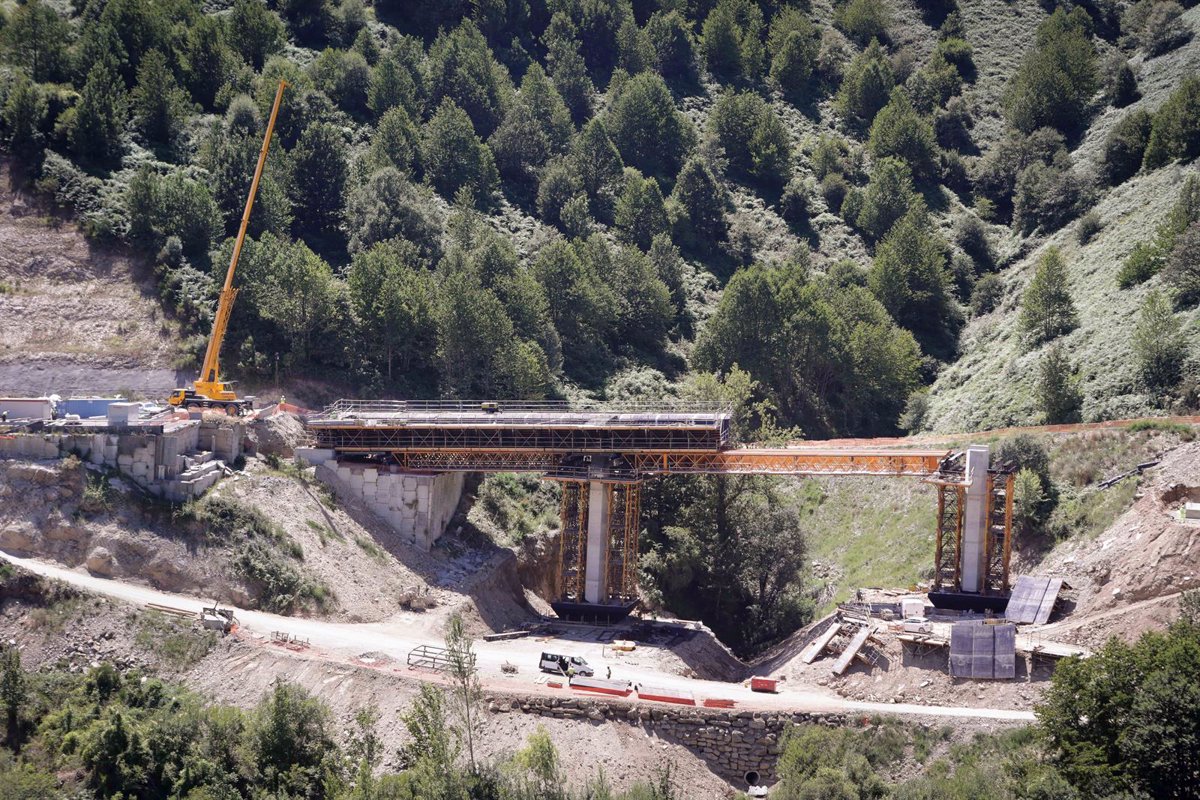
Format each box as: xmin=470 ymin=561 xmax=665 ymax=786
xmin=59 ymin=397 xmax=123 ymax=419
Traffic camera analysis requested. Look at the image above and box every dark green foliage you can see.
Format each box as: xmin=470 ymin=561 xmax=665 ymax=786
xmin=701 ymin=0 xmax=765 ymax=82
xmin=1036 ymin=343 xmax=1082 ymax=423
xmin=1004 ymin=8 xmax=1098 ymax=136
xmin=311 ymin=47 xmax=372 ymax=117
xmin=1118 ymin=175 xmax=1200 ymax=288
xmin=1132 ymin=289 xmax=1185 ymax=394
xmin=973 ymin=127 xmax=1067 ymax=221
xmin=346 ymin=168 xmax=443 ymax=258
xmin=868 ymin=88 xmax=940 ymax=183
xmin=606 ymin=71 xmax=694 ymax=181
xmin=1131 ymin=0 xmax=1191 ymax=56
xmin=670 ymin=156 xmax=729 ymax=248
xmin=1105 ymin=59 xmax=1139 ymax=107
xmin=536 ymin=157 xmax=585 ymax=229
xmin=544 ymin=13 xmax=594 ymax=124
xmin=1143 ymin=77 xmax=1200 ymax=169
xmin=768 ymin=7 xmax=819 ymax=101
xmin=368 ymin=36 xmax=424 ymax=119
xmin=489 ymin=63 xmax=573 ymax=185
xmin=855 ymin=156 xmax=915 ymax=243
xmin=185 ymin=15 xmax=234 ymax=111
xmin=290 ymin=121 xmax=350 ymax=238
xmin=366 ymin=105 xmax=420 ymax=175
xmin=2 ymin=0 xmax=70 ymax=82
xmin=696 ymin=260 xmax=921 ymax=435
xmin=421 ymin=99 xmax=499 ymax=208
xmin=199 ymin=105 xmax=291 ymax=237
xmin=836 ymin=39 xmax=895 ymax=129
xmin=970 ymin=273 xmax=1003 ymax=316
xmin=131 ymin=49 xmax=192 ymax=147
xmin=615 ymin=169 xmax=669 ymax=250
xmin=1117 ymin=241 xmax=1163 ymax=288
xmin=1102 ymin=109 xmax=1153 ymax=185
xmin=347 ymin=240 xmax=437 ymax=384
xmin=2 ymin=76 xmax=48 ymax=169
xmin=228 ymin=0 xmax=286 ymax=70
xmin=779 ymin=177 xmax=812 ymax=229
xmin=571 ymin=118 xmax=625 ymax=221
xmin=868 ymin=200 xmax=957 ymax=357
xmin=126 ymin=168 xmax=220 ymax=262
xmin=1012 ymin=155 xmax=1086 ymax=233
xmin=1037 ymin=619 xmax=1200 ymax=799
xmin=1165 ymin=222 xmax=1200 ymax=307
xmin=955 ymin=214 xmax=993 ymax=270
xmin=708 ymin=90 xmax=792 ymax=190
xmin=1076 ymin=211 xmax=1101 ymax=244
xmin=69 ymin=60 xmax=127 ymax=163
xmin=426 ymin=19 xmax=513 ymax=137
xmin=835 ymin=0 xmax=891 ymax=47
xmin=934 ymin=36 xmax=975 ymax=81
xmin=645 ymin=10 xmax=696 ymax=82
xmin=1019 ymin=246 xmax=1077 ymax=349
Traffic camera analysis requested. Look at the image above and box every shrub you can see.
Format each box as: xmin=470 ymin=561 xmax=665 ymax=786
xmin=867 ymin=88 xmax=940 ymax=183
xmin=779 ymin=177 xmax=811 ymax=228
xmin=1141 ymin=1 xmax=1190 ymax=56
xmin=821 ymin=172 xmax=850 ymax=212
xmin=1105 ymin=59 xmax=1139 ymax=107
xmin=614 ymin=170 xmax=669 ymax=250
xmin=1117 ymin=241 xmax=1164 ymax=288
xmin=934 ymin=37 xmax=975 ymax=80
xmin=708 ymin=91 xmax=791 ymax=190
xmin=1076 ymin=210 xmax=1102 ymax=244
xmin=973 ymin=127 xmax=1067 ymax=219
xmin=669 ymin=157 xmax=728 ymax=247
xmin=970 ymin=273 xmax=1003 ymax=315
xmin=1019 ymin=246 xmax=1077 ymax=348
xmin=855 ymin=157 xmax=915 ymax=243
xmin=898 ymin=389 xmax=929 ymax=433
xmin=836 ymin=0 xmax=891 ymax=47
xmin=646 ymin=11 xmax=696 ymax=80
xmin=346 ymin=168 xmax=443 ymax=258
xmin=536 ymin=157 xmax=583 ymax=228
xmin=1013 ymin=158 xmax=1086 ymax=233
xmin=768 ymin=9 xmax=819 ymax=101
xmin=955 ymin=215 xmax=993 ymax=269
xmin=811 ymin=134 xmax=858 ymax=181
xmin=1102 ymin=109 xmax=1153 ymax=185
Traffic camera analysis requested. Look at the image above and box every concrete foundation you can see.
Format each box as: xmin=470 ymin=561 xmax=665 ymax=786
xmin=311 ymin=458 xmax=464 ymax=551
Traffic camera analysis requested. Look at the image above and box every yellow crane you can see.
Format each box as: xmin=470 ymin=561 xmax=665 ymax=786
xmin=169 ymin=80 xmax=286 ymax=415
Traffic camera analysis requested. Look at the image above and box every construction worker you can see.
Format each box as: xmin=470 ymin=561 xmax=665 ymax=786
xmin=606 ymin=666 xmax=612 ymax=680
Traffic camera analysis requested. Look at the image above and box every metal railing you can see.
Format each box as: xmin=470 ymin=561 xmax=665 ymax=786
xmin=313 ymin=398 xmax=732 ymax=419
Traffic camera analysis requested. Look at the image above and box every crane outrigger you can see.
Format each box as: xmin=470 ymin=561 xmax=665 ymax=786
xmin=168 ymin=80 xmax=286 ymax=415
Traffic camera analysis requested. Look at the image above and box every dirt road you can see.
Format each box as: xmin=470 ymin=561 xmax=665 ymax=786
xmin=1 ymin=550 xmax=1035 ymax=723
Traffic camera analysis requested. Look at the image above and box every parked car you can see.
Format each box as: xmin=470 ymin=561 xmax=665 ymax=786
xmin=539 ymin=652 xmax=594 ymax=676
xmin=902 ymin=617 xmax=934 ymax=634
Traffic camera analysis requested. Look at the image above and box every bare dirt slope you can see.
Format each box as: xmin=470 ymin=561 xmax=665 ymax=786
xmin=0 ymin=163 xmax=183 ymax=397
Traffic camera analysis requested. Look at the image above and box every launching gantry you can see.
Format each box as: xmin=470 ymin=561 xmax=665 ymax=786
xmin=306 ymin=400 xmax=1012 ymax=620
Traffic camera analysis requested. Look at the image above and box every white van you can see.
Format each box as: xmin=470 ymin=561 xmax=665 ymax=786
xmin=539 ymin=652 xmax=594 ymax=676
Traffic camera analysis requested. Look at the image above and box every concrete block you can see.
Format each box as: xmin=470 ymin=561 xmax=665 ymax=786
xmin=295 ymin=448 xmax=335 ymax=466
xmin=1185 ymin=502 xmax=1200 ymax=520
xmin=117 ymin=454 xmax=133 ymax=468
xmin=364 ymin=468 xmax=378 ymax=483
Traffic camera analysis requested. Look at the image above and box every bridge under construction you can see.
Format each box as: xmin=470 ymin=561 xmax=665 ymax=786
xmin=306 ymin=400 xmax=1013 ymax=620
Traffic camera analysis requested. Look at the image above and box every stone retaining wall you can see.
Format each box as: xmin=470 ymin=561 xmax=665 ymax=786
xmin=486 ymin=693 xmax=845 ymax=784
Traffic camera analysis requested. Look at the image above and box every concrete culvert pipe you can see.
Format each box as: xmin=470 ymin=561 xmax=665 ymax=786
xmin=744 ymin=770 xmax=760 ymax=787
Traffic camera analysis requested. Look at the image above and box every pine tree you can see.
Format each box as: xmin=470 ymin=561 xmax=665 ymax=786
xmin=228 ymin=0 xmax=286 ymax=70
xmin=2 ymin=0 xmax=69 ymax=82
xmin=2 ymin=76 xmax=47 ymax=169
xmin=290 ymin=122 xmax=350 ymax=238
xmin=614 ymin=170 xmax=669 ymax=251
xmin=70 ymin=60 xmax=127 ymax=163
xmin=606 ymin=72 xmax=694 ymax=181
xmin=670 ymin=157 xmax=728 ymax=247
xmin=868 ymin=200 xmax=953 ymax=355
xmin=131 ymin=50 xmax=192 ymax=147
xmin=1133 ymin=291 xmax=1186 ymax=396
xmin=1019 ymin=246 xmax=1078 ymax=348
xmin=421 ymin=99 xmax=499 ymax=208
xmin=868 ymin=88 xmax=940 ymax=183
xmin=837 ymin=39 xmax=895 ymax=129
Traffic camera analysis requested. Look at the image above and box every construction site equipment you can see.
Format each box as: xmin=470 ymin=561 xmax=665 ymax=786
xmin=1005 ymin=576 xmax=1064 ymax=625
xmin=949 ymin=622 xmax=1016 ymax=679
xmin=201 ymin=606 xmax=237 ymax=632
xmin=168 ymin=81 xmax=286 ymax=416
xmin=800 ymin=622 xmax=843 ymax=664
xmin=832 ymin=625 xmax=873 ymax=676
xmin=750 ymin=677 xmax=778 ymax=693
xmin=569 ymin=676 xmax=633 ymax=696
xmin=636 ymin=685 xmax=696 ymax=705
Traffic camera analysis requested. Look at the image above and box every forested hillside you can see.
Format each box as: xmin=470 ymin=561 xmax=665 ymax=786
xmin=2 ymin=0 xmax=1199 ymax=436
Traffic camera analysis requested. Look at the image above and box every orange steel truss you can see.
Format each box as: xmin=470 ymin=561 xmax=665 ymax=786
xmin=632 ymin=448 xmax=947 ymax=477
xmin=558 ymin=482 xmax=589 ymax=603
xmin=602 ymin=482 xmax=641 ymax=604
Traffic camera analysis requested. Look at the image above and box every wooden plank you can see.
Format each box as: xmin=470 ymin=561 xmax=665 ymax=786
xmin=800 ymin=623 xmax=842 ymax=664
xmin=832 ymin=626 xmax=871 ymax=676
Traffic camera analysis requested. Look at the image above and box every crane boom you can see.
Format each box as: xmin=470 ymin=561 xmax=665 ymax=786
xmin=170 ymin=80 xmax=286 ymax=414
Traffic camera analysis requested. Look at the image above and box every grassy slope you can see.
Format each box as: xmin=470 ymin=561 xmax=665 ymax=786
xmin=925 ymin=8 xmax=1200 ymax=432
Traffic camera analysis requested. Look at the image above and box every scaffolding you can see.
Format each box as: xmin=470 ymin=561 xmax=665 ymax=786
xmin=558 ymin=481 xmax=589 ymax=604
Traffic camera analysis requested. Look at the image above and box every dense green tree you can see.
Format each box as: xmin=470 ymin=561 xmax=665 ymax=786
xmin=368 ymin=36 xmax=424 ymax=119
xmin=426 ymin=19 xmax=513 ymax=137
xmin=532 ymin=238 xmax=619 ymax=378
xmin=1019 ymin=246 xmax=1078 ymax=348
xmin=1132 ymin=289 xmax=1186 ymax=394
xmin=126 ymin=168 xmax=221 ymax=262
xmin=199 ymin=107 xmax=292 ymax=237
xmin=0 ymin=642 xmax=25 ymax=748
xmin=708 ymin=90 xmax=791 ymax=190
xmin=251 ymin=680 xmax=340 ymax=796
xmin=855 ymin=157 xmax=914 ymax=243
xmin=973 ymin=126 xmax=1067 ymax=220
xmin=365 ymin=105 xmax=420 ymax=175
xmin=346 ymin=167 xmax=443 ymax=258
xmin=648 ymin=233 xmax=687 ymax=316
xmin=489 ymin=64 xmax=573 ymax=184
xmin=1013 ymin=155 xmax=1086 ymax=233
xmin=544 ymin=13 xmax=594 ymax=124
xmin=2 ymin=0 xmax=69 ymax=82
xmin=421 ymin=99 xmax=500 ymax=208
xmin=606 ymin=72 xmax=694 ymax=181
xmin=2 ymin=76 xmax=47 ymax=170
xmin=536 ymin=157 xmax=585 ymax=229
xmin=131 ymin=50 xmax=192 ymax=147
xmin=1165 ymin=222 xmax=1200 ymax=307
xmin=645 ymin=10 xmax=695 ymax=82
xmin=1106 ymin=58 xmax=1139 ymax=107
xmin=600 ymin=239 xmax=674 ymax=352
xmin=570 ymin=118 xmax=625 ymax=221
xmin=290 ymin=121 xmax=349 ymax=240
xmin=228 ymin=0 xmax=286 ymax=70
xmin=69 ymin=59 xmax=127 ymax=163
xmin=1004 ymin=8 xmax=1098 ymax=135
xmin=97 ymin=0 xmax=173 ymax=82
xmin=311 ymin=48 xmax=372 ymax=117
xmin=768 ymin=7 xmax=819 ymax=101
xmin=836 ymin=0 xmax=891 ymax=47
xmin=1143 ymin=77 xmax=1200 ymax=169
xmin=700 ymin=0 xmax=765 ymax=82
xmin=347 ymin=240 xmax=437 ymax=382
xmin=1102 ymin=109 xmax=1153 ymax=185
xmin=185 ymin=15 xmax=234 ymax=111
xmin=868 ymin=200 xmax=955 ymax=356
xmin=868 ymin=88 xmax=940 ymax=183
xmin=614 ymin=169 xmax=669 ymax=250
xmin=836 ymin=39 xmax=895 ymax=129
xmin=1036 ymin=343 xmax=1083 ymax=423
xmin=670 ymin=156 xmax=729 ymax=248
